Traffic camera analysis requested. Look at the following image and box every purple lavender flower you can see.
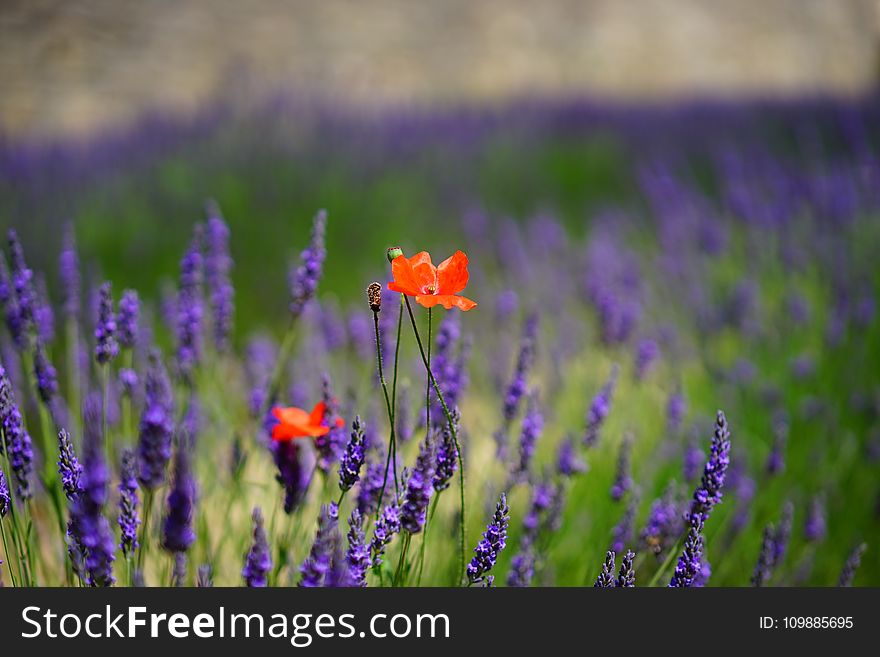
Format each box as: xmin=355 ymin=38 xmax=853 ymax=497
xmin=118 ymin=448 xmax=140 ymax=557
xmin=197 ymin=565 xmax=213 ymax=587
xmin=273 ymin=439 xmax=314 ymax=514
xmin=339 ymin=415 xmax=366 ymax=493
xmin=751 ymin=523 xmax=777 ymax=587
xmin=245 ymin=336 xmax=276 ymax=419
xmin=172 ymin=553 xmax=187 ymax=587
xmin=634 ymin=338 xmax=659 ymax=380
xmin=430 ymin=313 xmax=469 ymax=424
xmin=176 ymin=228 xmax=204 ymax=383
xmin=70 ymin=393 xmax=116 ymax=586
xmin=433 ymin=408 xmax=460 ymax=492
xmin=162 ymin=444 xmax=196 ymax=553
xmin=765 ymin=411 xmax=788 ymax=475
xmin=116 ymin=289 xmax=140 ymax=349
xmin=583 ymin=365 xmax=619 ymax=447
xmin=57 ymin=428 xmax=82 ymax=500
xmin=773 ymin=502 xmax=794 ymax=566
xmin=33 ymin=339 xmax=58 ymax=403
xmin=369 ymin=501 xmax=401 ymax=568
xmin=838 ymin=543 xmax=867 ymax=587
xmin=804 ymin=494 xmax=826 ymax=542
xmin=514 ymin=395 xmax=543 ymax=480
xmin=137 ymin=351 xmax=174 ymax=489
xmin=616 ymin=550 xmax=635 ymax=587
xmin=467 ymin=493 xmax=509 ymax=585
xmin=666 ymin=390 xmax=686 ymax=435
xmin=641 ymin=484 xmax=683 ymax=557
xmin=6 ymin=230 xmax=35 ymax=348
xmin=346 ymin=508 xmax=370 ymax=587
xmin=0 ymin=469 xmax=10 ymax=517
xmin=315 ymin=373 xmax=345 ymax=472
xmin=556 ymin=435 xmax=586 ymax=477
xmin=204 ymin=202 xmax=235 ymax=352
xmin=289 ymin=210 xmax=327 ymax=319
xmin=683 ymin=434 xmax=704 ymax=483
xmin=33 ymin=274 xmax=55 ymax=344
xmin=118 ymin=368 xmax=138 ymax=398
xmin=300 ymin=503 xmax=339 ymax=587
xmin=59 ymin=222 xmax=81 ymax=320
xmin=610 ymin=435 xmax=633 ymax=501
xmin=357 ymin=454 xmax=389 ymax=516
xmin=694 ymin=557 xmax=712 ymax=587
xmin=401 ymin=437 xmax=435 ymax=534
xmin=594 ymin=551 xmax=617 ymax=588
xmin=94 ymin=282 xmax=118 ymax=364
xmin=668 ymin=515 xmax=705 ymax=588
xmin=242 ymin=507 xmax=272 ymax=587
xmin=0 ymin=365 xmax=33 ymax=500
xmin=686 ymin=410 xmax=731 ymax=525
xmin=496 ymin=313 xmax=538 ymax=456
xmin=506 ymin=538 xmax=535 ymax=587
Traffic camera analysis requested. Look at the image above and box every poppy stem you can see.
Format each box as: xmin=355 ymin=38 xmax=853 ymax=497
xmin=375 ymin=299 xmax=403 ymax=522
xmin=403 ymin=296 xmax=467 ymax=585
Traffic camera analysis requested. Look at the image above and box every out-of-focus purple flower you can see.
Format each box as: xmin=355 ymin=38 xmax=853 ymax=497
xmin=668 ymin=515 xmax=705 ymax=588
xmin=346 ymin=311 xmax=372 ymax=361
xmin=583 ymin=365 xmax=619 ymax=448
xmin=57 ymin=428 xmax=82 ymax=500
xmin=118 ymin=368 xmax=138 ymax=398
xmin=345 ymin=509 xmax=370 ymax=587
xmin=59 ymin=222 xmax=81 ymax=320
xmin=594 ymin=550 xmax=617 ymax=588
xmin=0 ymin=365 xmax=33 ymax=500
xmin=245 ymin=335 xmax=276 ymax=419
xmin=137 ymin=351 xmax=174 ymax=489
xmin=467 ymin=492 xmax=509 ymax=585
xmin=69 ymin=393 xmax=116 ymax=586
xmin=242 ymin=507 xmax=272 ymax=587
xmin=634 ymin=338 xmax=659 ymax=380
xmin=273 ymin=438 xmax=314 ymax=515
xmin=610 ymin=494 xmax=636 ymax=554
xmin=33 ymin=274 xmax=55 ymax=345
xmin=616 ymin=550 xmax=635 ymax=587
xmin=790 ymin=354 xmax=815 ymax=380
xmin=197 ymin=564 xmax=213 ymax=587
xmin=766 ymin=411 xmax=788 ymax=475
xmin=507 ymin=537 xmax=536 ymax=587
xmin=118 ymin=448 xmax=140 ymax=557
xmin=315 ymin=373 xmax=345 ymax=472
xmin=693 ymin=557 xmax=712 ymax=587
xmin=339 ymin=415 xmax=366 ymax=493
xmin=94 ymin=282 xmax=118 ymax=364
xmin=610 ymin=435 xmax=633 ymax=501
xmin=433 ymin=408 xmax=459 ymax=492
xmin=496 ymin=313 xmax=538 ymax=456
xmin=838 ymin=543 xmax=867 ymax=587
xmin=172 ymin=553 xmax=187 ymax=587
xmin=556 ymin=435 xmax=586 ymax=477
xmin=204 ymin=202 xmax=235 ymax=352
xmin=683 ymin=435 xmax=704 ymax=483
xmin=116 ymin=289 xmax=140 ymax=349
xmin=300 ymin=502 xmax=339 ymax=587
xmin=773 ymin=502 xmax=794 ymax=566
xmin=805 ymin=494 xmax=826 ymax=542
xmin=176 ymin=228 xmax=204 ymax=383
xmin=514 ymin=395 xmax=543 ymax=480
xmin=357 ymin=453 xmax=389 ymax=516
xmin=369 ymin=500 xmax=401 ymax=568
xmin=786 ymin=292 xmax=810 ymax=326
xmin=6 ymin=230 xmax=35 ymax=349
xmin=33 ymin=339 xmax=58 ymax=403
xmin=401 ymin=437 xmax=435 ymax=534
xmin=162 ymin=443 xmax=196 ymax=554
xmin=495 ymin=289 xmax=518 ymax=322
xmin=751 ymin=522 xmax=777 ymax=587
xmin=289 ymin=210 xmax=327 ymax=319
xmin=666 ymin=390 xmax=686 ymax=435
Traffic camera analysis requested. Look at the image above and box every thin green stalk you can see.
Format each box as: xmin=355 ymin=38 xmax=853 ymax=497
xmin=403 ymin=296 xmax=467 ymax=584
xmin=393 ymin=531 xmax=412 ymax=587
xmin=137 ymin=489 xmax=154 ymax=572
xmin=647 ymin=536 xmax=683 ymax=587
xmin=415 ymin=493 xmax=441 ymax=586
xmin=24 ymin=500 xmax=39 ymax=585
xmin=376 ymin=301 xmax=404 ymax=520
xmin=0 ymin=517 xmax=19 ymax=587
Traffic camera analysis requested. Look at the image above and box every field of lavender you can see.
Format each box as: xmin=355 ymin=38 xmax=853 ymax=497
xmin=0 ymin=95 xmax=878 ymax=587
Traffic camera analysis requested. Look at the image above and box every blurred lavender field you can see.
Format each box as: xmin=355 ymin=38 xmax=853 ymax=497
xmin=0 ymin=92 xmax=878 ymax=587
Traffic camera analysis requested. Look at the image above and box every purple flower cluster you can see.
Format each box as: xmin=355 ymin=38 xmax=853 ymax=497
xmin=467 ymin=493 xmax=509 ymax=585
xmin=401 ymin=437 xmax=435 ymax=534
xmin=345 ymin=509 xmax=370 ymax=587
xmin=594 ymin=550 xmax=617 ymax=588
xmin=668 ymin=515 xmax=705 ymax=588
xmin=634 ymin=338 xmax=659 ymax=380
xmin=616 ymin=550 xmax=636 ymax=587
xmin=514 ymin=395 xmax=543 ymax=480
xmin=137 ymin=351 xmax=174 ymax=489
xmin=357 ymin=455 xmax=389 ymax=516
xmin=838 ymin=543 xmax=867 ymax=587
xmin=686 ymin=410 xmax=732 ymax=525
xmin=433 ymin=408 xmax=460 ymax=492
xmin=273 ymin=439 xmax=314 ymax=514
xmin=33 ymin=340 xmax=58 ymax=403
xmin=610 ymin=435 xmax=633 ymax=501
xmin=289 ymin=210 xmax=327 ymax=319
xmin=117 ymin=449 xmax=140 ymax=557
xmin=804 ymin=494 xmax=826 ymax=542
xmin=116 ymin=289 xmax=140 ymax=349
xmin=204 ymin=202 xmax=235 ymax=351
xmin=496 ymin=313 xmax=538 ymax=456
xmin=242 ymin=507 xmax=272 ymax=587
xmin=5 ymin=230 xmax=35 ymax=349
xmin=369 ymin=501 xmax=402 ymax=568
xmin=59 ymin=222 xmax=81 ymax=320
xmin=315 ymin=373 xmax=345 ymax=472
xmin=162 ymin=444 xmax=196 ymax=554
xmin=339 ymin=415 xmax=366 ymax=493
xmin=583 ymin=365 xmax=619 ymax=447
xmin=0 ymin=365 xmax=34 ymax=500
xmin=176 ymin=229 xmax=204 ymax=383
xmin=640 ymin=484 xmax=682 ymax=557
xmin=556 ymin=435 xmax=586 ymax=477
xmin=94 ymin=282 xmax=119 ymax=364
xmin=0 ymin=469 xmax=10 ymax=517
xmin=610 ymin=495 xmax=636 ymax=554
xmin=300 ymin=502 xmax=339 ymax=587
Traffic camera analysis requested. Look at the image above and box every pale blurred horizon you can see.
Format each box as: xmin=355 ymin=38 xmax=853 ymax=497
xmin=2 ymin=0 xmax=880 ymax=139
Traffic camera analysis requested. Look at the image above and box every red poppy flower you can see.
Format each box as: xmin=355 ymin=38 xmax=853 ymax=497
xmin=387 ymin=250 xmax=477 ymax=311
xmin=271 ymin=401 xmax=344 ymax=442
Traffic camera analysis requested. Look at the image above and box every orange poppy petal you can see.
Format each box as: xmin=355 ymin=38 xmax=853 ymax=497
xmin=437 ymin=250 xmax=470 ymax=295
xmin=309 ymin=401 xmax=327 ymax=426
xmin=390 ymin=256 xmax=421 ymax=296
xmin=415 ymin=294 xmax=477 ymax=311
xmin=273 ymin=406 xmax=311 ymax=426
xmin=408 ymin=252 xmax=437 ymax=292
xmin=335 ymin=417 xmax=345 ymax=428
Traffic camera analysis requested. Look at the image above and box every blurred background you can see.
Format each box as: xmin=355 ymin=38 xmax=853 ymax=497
xmin=2 ymin=0 xmax=880 ymax=138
